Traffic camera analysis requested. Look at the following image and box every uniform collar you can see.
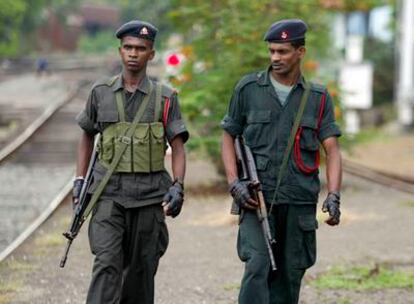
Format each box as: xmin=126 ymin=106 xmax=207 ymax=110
xmin=112 ymin=73 xmax=151 ymax=95
xmin=258 ymin=66 xmax=306 ymax=89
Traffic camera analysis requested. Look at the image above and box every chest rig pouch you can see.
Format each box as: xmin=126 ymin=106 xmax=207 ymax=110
xmin=98 ymin=81 xmax=166 ymax=173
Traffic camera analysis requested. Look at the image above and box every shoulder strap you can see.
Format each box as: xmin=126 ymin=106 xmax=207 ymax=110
xmin=154 ymin=82 xmax=162 ymax=121
xmin=115 ymin=91 xmax=126 ymax=122
xmin=269 ymin=83 xmax=311 ymax=210
xmin=317 ymin=92 xmax=327 ymax=130
xmin=107 ymin=75 xmax=119 ymax=86
xmin=83 ymin=81 xmax=154 ymax=219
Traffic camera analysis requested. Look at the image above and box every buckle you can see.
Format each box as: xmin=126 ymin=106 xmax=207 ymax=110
xmin=120 ymin=136 xmax=131 ymax=145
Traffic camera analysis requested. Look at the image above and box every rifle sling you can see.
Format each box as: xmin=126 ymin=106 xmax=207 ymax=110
xmin=269 ymin=83 xmax=311 ymax=211
xmin=83 ymin=81 xmax=155 ymax=219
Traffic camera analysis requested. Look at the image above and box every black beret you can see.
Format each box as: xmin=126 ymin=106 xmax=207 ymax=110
xmin=115 ymin=20 xmax=158 ymax=41
xmin=264 ymin=19 xmax=307 ymax=43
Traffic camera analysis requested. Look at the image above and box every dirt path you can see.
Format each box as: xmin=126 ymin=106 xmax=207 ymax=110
xmin=0 ymin=170 xmax=413 ymax=304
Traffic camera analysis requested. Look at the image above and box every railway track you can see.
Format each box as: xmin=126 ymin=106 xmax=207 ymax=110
xmin=342 ymin=158 xmax=414 ymax=195
xmin=0 ymin=62 xmax=160 ymax=263
xmin=0 ymin=72 xmax=92 ymax=262
xmin=0 ymin=67 xmax=413 ymax=264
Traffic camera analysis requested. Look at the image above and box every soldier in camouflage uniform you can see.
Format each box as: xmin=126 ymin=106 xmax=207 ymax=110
xmin=73 ymin=20 xmax=189 ymax=304
xmin=221 ymin=19 xmax=342 ymax=304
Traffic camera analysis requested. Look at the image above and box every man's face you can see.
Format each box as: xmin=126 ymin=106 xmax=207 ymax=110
xmin=268 ymin=42 xmax=305 ymax=76
xmin=118 ymin=36 xmax=155 ymax=73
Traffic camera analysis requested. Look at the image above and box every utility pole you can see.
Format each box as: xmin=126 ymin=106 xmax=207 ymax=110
xmin=396 ymin=0 xmax=414 ymax=128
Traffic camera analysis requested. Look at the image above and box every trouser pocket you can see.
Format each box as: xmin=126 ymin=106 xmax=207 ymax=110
xmin=293 ymin=213 xmax=318 ymax=269
xmin=154 ymin=208 xmax=169 ymax=258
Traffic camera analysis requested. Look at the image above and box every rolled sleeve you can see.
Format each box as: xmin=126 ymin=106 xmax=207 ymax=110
xmin=76 ymin=110 xmax=97 ymax=135
xmin=165 ymin=93 xmax=189 ymax=143
xmin=220 ymin=115 xmax=243 ymax=136
xmin=220 ymin=87 xmax=245 ymax=136
xmin=76 ymin=89 xmax=99 ymax=135
xmin=318 ymin=92 xmax=341 ymax=142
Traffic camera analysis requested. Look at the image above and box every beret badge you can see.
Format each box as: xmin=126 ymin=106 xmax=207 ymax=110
xmin=140 ymin=27 xmax=149 ymax=35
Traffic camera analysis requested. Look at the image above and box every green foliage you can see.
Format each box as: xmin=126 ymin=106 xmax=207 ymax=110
xmin=79 ymin=30 xmax=119 ymax=54
xmin=169 ymin=1 xmax=332 ymax=168
xmin=312 ymin=264 xmax=414 ymax=290
xmin=125 ymin=0 xmax=172 ymax=47
xmin=88 ymin=0 xmax=173 ymax=46
xmin=323 ymin=0 xmax=395 ymax=12
xmin=0 ymin=0 xmax=80 ymax=57
xmin=0 ymin=0 xmax=27 ymax=57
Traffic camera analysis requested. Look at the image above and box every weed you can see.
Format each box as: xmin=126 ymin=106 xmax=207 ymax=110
xmin=312 ymin=264 xmax=414 ymax=290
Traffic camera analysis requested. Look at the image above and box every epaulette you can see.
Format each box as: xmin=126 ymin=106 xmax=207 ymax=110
xmin=234 ymin=72 xmax=260 ymax=91
xmin=310 ymin=82 xmax=326 ymax=94
xmin=159 ymin=82 xmax=176 ymax=98
xmin=91 ymin=75 xmax=119 ymax=90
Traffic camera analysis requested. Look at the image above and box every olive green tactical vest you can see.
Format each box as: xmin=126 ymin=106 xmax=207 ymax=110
xmin=98 ymin=80 xmax=166 ymax=173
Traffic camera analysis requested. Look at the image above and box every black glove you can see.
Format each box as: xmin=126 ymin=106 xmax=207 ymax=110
xmin=72 ymin=178 xmax=84 ymax=208
xmin=163 ymin=181 xmax=184 ymax=218
xmin=322 ymin=191 xmax=341 ymax=226
xmin=229 ymin=179 xmax=258 ymax=210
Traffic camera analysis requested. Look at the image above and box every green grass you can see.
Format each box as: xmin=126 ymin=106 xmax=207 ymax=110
xmin=222 ymin=282 xmax=240 ymax=291
xmin=334 ymin=299 xmax=352 ymax=304
xmin=312 ymin=264 xmax=414 ymax=290
xmin=34 ymin=233 xmax=65 ymax=247
xmin=0 ymin=280 xmax=22 ymax=303
xmin=400 ymin=200 xmax=414 ymax=208
xmin=4 ymin=260 xmax=36 ymax=272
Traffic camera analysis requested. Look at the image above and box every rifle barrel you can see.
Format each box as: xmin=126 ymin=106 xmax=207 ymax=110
xmin=59 ymin=239 xmax=73 ymax=268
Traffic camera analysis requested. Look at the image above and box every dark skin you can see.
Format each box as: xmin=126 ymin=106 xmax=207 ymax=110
xmin=75 ymin=36 xmax=186 ymax=216
xmin=222 ymin=41 xmax=342 ymax=224
xmin=268 ymin=41 xmax=305 ymax=85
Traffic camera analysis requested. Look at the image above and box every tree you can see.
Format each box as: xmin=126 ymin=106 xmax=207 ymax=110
xmin=169 ymin=0 xmax=333 ymax=172
xmin=0 ymin=0 xmax=80 ymax=58
xmin=87 ymin=0 xmax=173 ymax=46
xmin=0 ymin=0 xmax=27 ymax=57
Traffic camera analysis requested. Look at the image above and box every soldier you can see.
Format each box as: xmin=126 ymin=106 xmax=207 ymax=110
xmin=221 ymin=19 xmax=342 ymax=304
xmin=73 ymin=20 xmax=189 ymax=304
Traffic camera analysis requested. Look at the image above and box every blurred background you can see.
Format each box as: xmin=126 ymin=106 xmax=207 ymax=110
xmin=1 ymin=1 xmax=414 ymax=303
xmin=0 ymin=0 xmax=409 ymax=167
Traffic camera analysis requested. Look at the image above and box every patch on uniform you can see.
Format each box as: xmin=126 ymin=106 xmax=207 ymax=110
xmin=140 ymin=27 xmax=149 ymax=35
xmin=281 ymin=31 xmax=288 ymax=39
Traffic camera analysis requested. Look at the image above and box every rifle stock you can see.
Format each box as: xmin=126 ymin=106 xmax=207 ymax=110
xmin=60 ymin=134 xmax=100 ymax=268
xmin=234 ymin=136 xmax=277 ymax=271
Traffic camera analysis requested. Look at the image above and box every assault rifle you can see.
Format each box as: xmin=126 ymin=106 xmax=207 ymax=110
xmin=59 ymin=135 xmax=99 ymax=268
xmin=234 ymin=136 xmax=277 ymax=271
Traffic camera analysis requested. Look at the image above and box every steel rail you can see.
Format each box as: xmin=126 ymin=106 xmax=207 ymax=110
xmin=0 ymin=179 xmax=72 ymax=263
xmin=0 ymin=79 xmax=90 ymax=263
xmin=0 ymin=84 xmax=82 ymax=165
xmin=343 ymin=158 xmax=414 ymax=195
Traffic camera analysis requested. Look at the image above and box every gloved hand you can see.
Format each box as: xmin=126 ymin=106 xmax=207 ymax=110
xmin=163 ymin=180 xmax=184 ymax=218
xmin=322 ymin=191 xmax=341 ymax=226
xmin=72 ymin=177 xmax=84 ymax=209
xmin=229 ymin=179 xmax=258 ymax=210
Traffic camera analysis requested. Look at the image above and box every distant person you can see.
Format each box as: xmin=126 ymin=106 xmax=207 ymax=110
xmin=221 ymin=19 xmax=343 ymax=304
xmin=73 ymin=20 xmax=189 ymax=303
xmin=36 ymin=57 xmax=49 ymax=76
